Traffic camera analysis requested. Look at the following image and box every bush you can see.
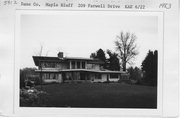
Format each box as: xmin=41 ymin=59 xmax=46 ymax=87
xmin=20 ymin=88 xmax=47 ymax=107
xmin=103 ymin=81 xmax=110 ymax=83
xmin=127 ymin=67 xmax=143 ymax=85
xmin=118 ymin=79 xmax=132 ymax=84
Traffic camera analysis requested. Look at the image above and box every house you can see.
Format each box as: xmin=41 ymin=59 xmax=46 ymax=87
xmin=33 ymin=52 xmax=126 ymax=83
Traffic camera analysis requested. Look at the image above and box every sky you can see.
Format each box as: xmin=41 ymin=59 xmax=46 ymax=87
xmin=20 ymin=11 xmax=159 ymax=68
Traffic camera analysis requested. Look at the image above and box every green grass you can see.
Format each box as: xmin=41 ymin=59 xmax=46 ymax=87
xmin=34 ymin=83 xmax=157 ymax=108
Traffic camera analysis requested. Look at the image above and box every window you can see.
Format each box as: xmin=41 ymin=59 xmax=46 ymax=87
xmin=41 ymin=62 xmax=56 ymax=68
xmin=95 ymin=73 xmax=101 ymax=79
xmin=56 ymin=63 xmax=61 ymax=68
xmin=42 ymin=73 xmax=49 ymax=79
xmin=82 ymin=62 xmax=85 ymax=69
xmin=72 ymin=61 xmax=75 ymax=69
xmin=110 ymin=74 xmax=118 ymax=78
xmin=50 ymin=73 xmax=56 ymax=79
xmin=77 ymin=61 xmax=80 ymax=69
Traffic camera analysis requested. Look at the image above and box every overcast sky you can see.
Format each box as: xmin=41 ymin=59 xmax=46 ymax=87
xmin=20 ymin=11 xmax=158 ymax=68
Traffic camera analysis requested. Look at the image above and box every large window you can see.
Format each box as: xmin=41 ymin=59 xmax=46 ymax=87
xmin=110 ymin=74 xmax=118 ymax=78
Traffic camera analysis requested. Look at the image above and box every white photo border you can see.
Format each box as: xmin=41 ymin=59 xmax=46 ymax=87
xmin=14 ymin=9 xmax=164 ymax=117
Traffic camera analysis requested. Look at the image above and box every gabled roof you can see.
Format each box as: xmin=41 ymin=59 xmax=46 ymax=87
xmin=33 ymin=56 xmax=104 ymax=66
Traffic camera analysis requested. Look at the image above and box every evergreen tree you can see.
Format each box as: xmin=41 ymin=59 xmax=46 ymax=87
xmin=90 ymin=49 xmax=121 ymax=70
xmin=106 ymin=49 xmax=120 ymax=71
xmin=90 ymin=48 xmax=107 ymax=68
xmin=96 ymin=49 xmax=106 ymax=63
xmin=127 ymin=66 xmax=142 ymax=84
xmin=141 ymin=50 xmax=158 ymax=86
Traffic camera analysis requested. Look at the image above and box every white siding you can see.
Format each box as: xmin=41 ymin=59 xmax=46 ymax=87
xmin=42 ymin=73 xmax=62 ymax=83
xmin=94 ymin=64 xmax=100 ymax=70
xmin=93 ymin=74 xmax=107 ymax=82
xmin=101 ymin=74 xmax=107 ymax=82
xmin=43 ymin=79 xmax=60 ymax=83
xmin=109 ymin=78 xmax=119 ymax=82
xmin=56 ymin=63 xmax=69 ymax=69
xmin=87 ymin=64 xmax=100 ymax=70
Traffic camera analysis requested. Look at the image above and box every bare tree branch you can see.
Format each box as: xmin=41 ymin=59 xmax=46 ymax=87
xmin=38 ymin=44 xmax=43 ymax=56
xmin=115 ymin=31 xmax=139 ymax=71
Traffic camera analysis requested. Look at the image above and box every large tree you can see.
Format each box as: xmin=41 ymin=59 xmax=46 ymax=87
xmin=115 ymin=32 xmax=138 ymax=71
xmin=141 ymin=50 xmax=158 ymax=86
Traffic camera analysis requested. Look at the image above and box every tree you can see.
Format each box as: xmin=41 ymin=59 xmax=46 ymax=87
xmin=141 ymin=50 xmax=158 ymax=86
xmin=106 ymin=49 xmax=120 ymax=71
xmin=20 ymin=68 xmax=39 ymax=88
xmin=90 ymin=48 xmax=107 ymax=68
xmin=90 ymin=53 xmax=96 ymax=59
xmin=127 ymin=66 xmax=142 ymax=84
xmin=36 ymin=44 xmax=43 ymax=56
xmin=115 ymin=32 xmax=138 ymax=71
xmin=153 ymin=50 xmax=158 ymax=85
xmin=34 ymin=44 xmax=49 ymax=56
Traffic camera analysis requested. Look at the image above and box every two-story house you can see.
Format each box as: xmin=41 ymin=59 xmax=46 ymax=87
xmin=33 ymin=52 xmax=126 ymax=83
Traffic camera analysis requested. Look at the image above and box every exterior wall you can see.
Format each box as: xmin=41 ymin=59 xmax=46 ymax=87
xmin=94 ymin=64 xmax=100 ymax=70
xmin=101 ymin=74 xmax=108 ymax=82
xmin=41 ymin=72 xmax=121 ymax=83
xmin=41 ymin=73 xmax=62 ymax=83
xmin=87 ymin=64 xmax=92 ymax=69
xmin=109 ymin=73 xmax=120 ymax=82
xmin=89 ymin=73 xmax=95 ymax=81
xmin=92 ymin=74 xmax=120 ymax=83
xmin=43 ymin=79 xmax=59 ymax=83
xmin=93 ymin=74 xmax=107 ymax=82
xmin=109 ymin=78 xmax=119 ymax=82
xmin=35 ymin=57 xmax=124 ymax=84
xmin=41 ymin=62 xmax=69 ymax=70
xmin=87 ymin=64 xmax=100 ymax=70
xmin=56 ymin=63 xmax=69 ymax=69
xmin=69 ymin=61 xmax=87 ymax=69
xmin=63 ymin=72 xmax=92 ymax=83
xmin=40 ymin=61 xmax=101 ymax=70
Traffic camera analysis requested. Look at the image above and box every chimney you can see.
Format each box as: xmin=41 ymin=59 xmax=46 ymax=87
xmin=58 ymin=52 xmax=63 ymax=58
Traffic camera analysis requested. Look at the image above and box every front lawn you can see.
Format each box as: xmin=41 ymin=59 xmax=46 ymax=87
xmin=21 ymin=83 xmax=157 ymax=108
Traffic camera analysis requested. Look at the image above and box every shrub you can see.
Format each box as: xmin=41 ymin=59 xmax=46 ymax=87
xmin=20 ymin=88 xmax=47 ymax=107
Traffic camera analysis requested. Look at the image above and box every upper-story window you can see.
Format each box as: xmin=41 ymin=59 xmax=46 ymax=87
xmin=41 ymin=62 xmax=56 ymax=68
xmin=82 ymin=62 xmax=85 ymax=69
xmin=71 ymin=61 xmax=75 ymax=69
xmin=77 ymin=61 xmax=80 ymax=69
xmin=70 ymin=61 xmax=86 ymax=69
